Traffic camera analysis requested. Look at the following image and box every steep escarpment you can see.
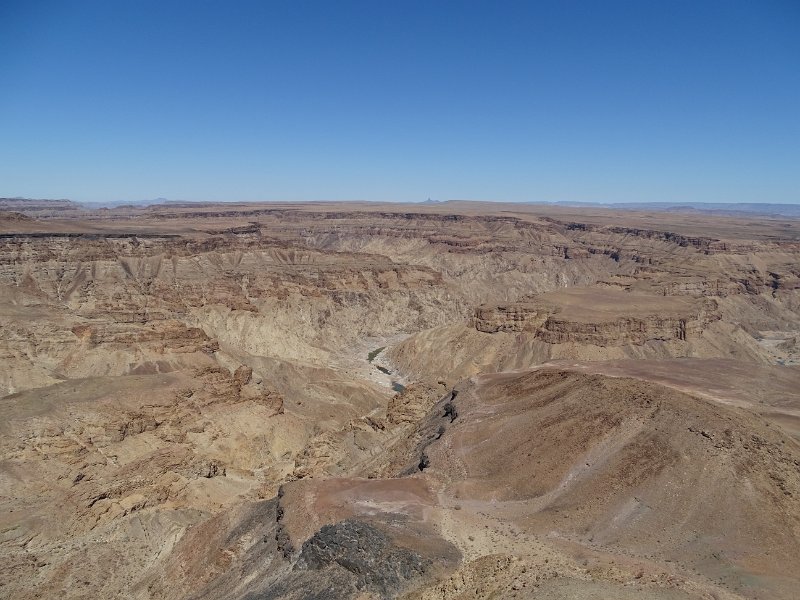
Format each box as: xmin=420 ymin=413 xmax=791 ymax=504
xmin=0 ymin=234 xmax=463 ymax=394
xmin=258 ymin=209 xmax=800 ymax=303
xmin=474 ymin=289 xmax=720 ymax=345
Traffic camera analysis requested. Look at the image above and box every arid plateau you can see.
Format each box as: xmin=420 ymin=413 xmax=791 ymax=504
xmin=1 ymin=199 xmax=799 ymax=599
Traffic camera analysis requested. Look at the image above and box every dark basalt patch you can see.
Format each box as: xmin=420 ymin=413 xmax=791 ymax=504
xmin=297 ymin=519 xmax=431 ymax=598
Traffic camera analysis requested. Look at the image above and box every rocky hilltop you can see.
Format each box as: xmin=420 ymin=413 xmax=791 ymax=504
xmin=474 ymin=289 xmax=720 ymax=345
xmin=0 ymin=201 xmax=798 ymax=600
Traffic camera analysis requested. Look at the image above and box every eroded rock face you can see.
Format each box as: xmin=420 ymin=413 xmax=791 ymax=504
xmin=536 ymin=308 xmax=718 ymax=345
xmin=0 ymin=201 xmax=799 ymax=600
xmin=474 ymin=292 xmax=721 ymax=346
xmin=473 ymin=303 xmax=545 ymax=333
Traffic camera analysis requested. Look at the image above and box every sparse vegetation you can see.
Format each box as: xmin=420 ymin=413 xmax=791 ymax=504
xmin=367 ymin=347 xmax=386 ymax=363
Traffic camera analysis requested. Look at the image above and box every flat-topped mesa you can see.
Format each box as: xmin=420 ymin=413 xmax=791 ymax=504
xmin=474 ymin=288 xmax=720 ymax=346
xmin=473 ymin=303 xmax=547 ymax=333
xmin=538 ymin=312 xmax=705 ymax=345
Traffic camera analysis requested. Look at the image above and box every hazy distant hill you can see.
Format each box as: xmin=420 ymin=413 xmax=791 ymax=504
xmin=548 ymin=201 xmax=800 ymax=217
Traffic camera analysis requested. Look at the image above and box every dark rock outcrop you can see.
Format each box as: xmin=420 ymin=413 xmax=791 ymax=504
xmin=296 ymin=520 xmax=431 ymax=598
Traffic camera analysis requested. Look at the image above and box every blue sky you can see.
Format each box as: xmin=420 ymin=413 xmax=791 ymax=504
xmin=1 ymin=1 xmax=798 ymax=204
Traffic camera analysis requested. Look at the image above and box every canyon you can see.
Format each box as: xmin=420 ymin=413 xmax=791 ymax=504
xmin=1 ymin=199 xmax=799 ymax=599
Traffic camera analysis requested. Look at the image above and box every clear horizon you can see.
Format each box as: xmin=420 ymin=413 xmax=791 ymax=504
xmin=2 ymin=1 xmax=798 ymax=204
xmin=4 ymin=196 xmax=800 ymax=208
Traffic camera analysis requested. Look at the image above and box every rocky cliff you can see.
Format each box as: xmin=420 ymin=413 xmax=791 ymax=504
xmin=474 ymin=290 xmax=720 ymax=346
